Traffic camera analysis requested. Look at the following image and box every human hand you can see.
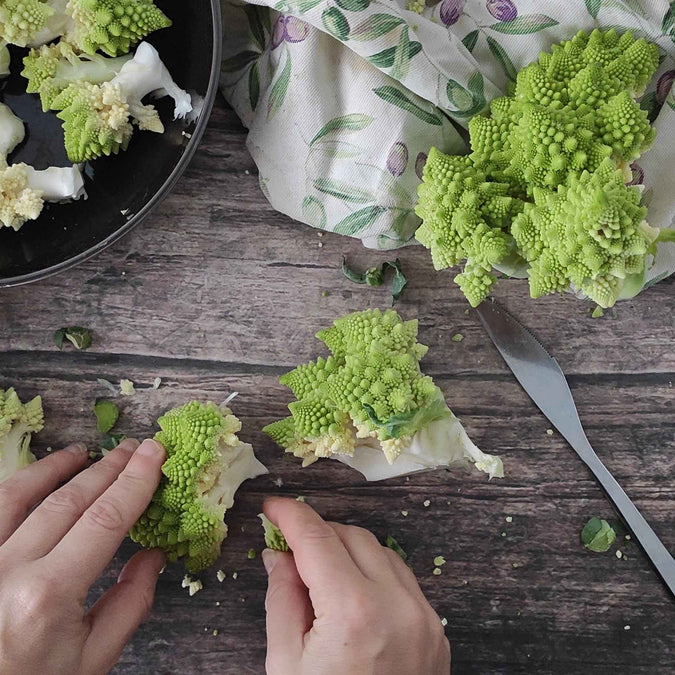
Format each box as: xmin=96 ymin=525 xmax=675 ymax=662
xmin=261 ymin=498 xmax=451 ymax=675
xmin=0 ymin=438 xmax=166 ymax=675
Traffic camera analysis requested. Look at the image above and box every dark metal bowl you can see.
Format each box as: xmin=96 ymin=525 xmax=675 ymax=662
xmin=0 ymin=0 xmax=222 ymax=286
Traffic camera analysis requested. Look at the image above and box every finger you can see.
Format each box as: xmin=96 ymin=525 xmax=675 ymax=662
xmin=382 ymin=547 xmax=429 ymax=601
xmin=82 ymin=548 xmax=165 ymax=675
xmin=263 ymin=497 xmax=362 ymax=593
xmin=5 ymin=439 xmax=140 ymax=558
xmin=46 ymin=439 xmax=165 ymax=593
xmin=328 ymin=522 xmax=397 ymax=583
xmin=0 ymin=444 xmax=89 ymax=545
xmin=262 ymin=549 xmax=313 ymax=671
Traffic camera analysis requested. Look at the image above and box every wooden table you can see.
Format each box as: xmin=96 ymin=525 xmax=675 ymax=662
xmin=2 ymin=97 xmax=674 ymax=674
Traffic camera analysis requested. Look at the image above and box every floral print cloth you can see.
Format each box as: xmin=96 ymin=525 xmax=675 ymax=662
xmin=221 ymin=0 xmax=675 ymax=283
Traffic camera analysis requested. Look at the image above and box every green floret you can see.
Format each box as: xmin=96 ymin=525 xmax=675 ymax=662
xmin=66 ymin=0 xmax=171 ymax=56
xmin=129 ymin=401 xmax=267 ymax=573
xmin=22 ymin=41 xmax=131 ymax=111
xmin=0 ymin=388 xmax=44 ymax=484
xmin=258 ymin=514 xmax=289 ymax=552
xmin=0 ymin=0 xmax=68 ymax=48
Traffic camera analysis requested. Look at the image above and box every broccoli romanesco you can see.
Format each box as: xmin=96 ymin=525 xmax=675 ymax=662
xmin=414 ymin=29 xmax=671 ymax=308
xmin=0 ymin=388 xmax=44 ymax=484
xmin=258 ymin=513 xmax=289 ymax=552
xmin=50 ymin=41 xmax=192 ymax=162
xmin=0 ymin=0 xmax=170 ymax=54
xmin=264 ymin=309 xmax=503 ymax=481
xmin=129 ymin=401 xmax=268 ymax=573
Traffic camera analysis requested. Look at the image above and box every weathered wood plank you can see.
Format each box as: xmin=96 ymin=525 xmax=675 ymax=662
xmin=1 ymin=97 xmax=674 ymax=675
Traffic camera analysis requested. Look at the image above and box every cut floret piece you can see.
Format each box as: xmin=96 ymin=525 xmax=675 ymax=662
xmin=258 ymin=514 xmax=289 ymax=552
xmin=0 ymin=40 xmax=10 ymax=77
xmin=0 ymin=388 xmax=44 ymax=484
xmin=52 ymin=41 xmax=192 ymax=162
xmin=22 ymin=41 xmax=132 ymax=111
xmin=264 ymin=309 xmax=503 ymax=481
xmin=0 ymin=0 xmax=70 ymax=48
xmin=129 ymin=401 xmax=268 ymax=573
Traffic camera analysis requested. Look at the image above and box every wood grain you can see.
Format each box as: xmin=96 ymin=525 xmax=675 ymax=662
xmin=1 ymin=96 xmax=674 ymax=675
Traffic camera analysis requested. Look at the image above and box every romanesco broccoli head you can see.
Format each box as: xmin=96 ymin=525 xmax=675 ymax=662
xmin=0 ymin=388 xmax=43 ymax=483
xmin=129 ymin=401 xmax=267 ymax=573
xmin=0 ymin=163 xmax=45 ymax=230
xmin=0 ymin=0 xmax=56 ymax=47
xmin=264 ymin=309 xmax=454 ymax=466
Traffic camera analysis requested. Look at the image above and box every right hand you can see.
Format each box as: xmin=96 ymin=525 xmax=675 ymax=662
xmin=261 ymin=497 xmax=451 ymax=675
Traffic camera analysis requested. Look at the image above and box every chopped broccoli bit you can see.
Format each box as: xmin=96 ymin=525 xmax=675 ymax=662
xmin=385 ymin=535 xmax=407 ymax=561
xmin=94 ymin=399 xmax=119 ymax=434
xmin=247 ymin=548 xmax=257 ymax=559
xmin=0 ymin=388 xmax=43 ymax=483
xmin=54 ymin=326 xmax=91 ymax=350
xmin=433 ymin=555 xmax=446 ymax=566
xmin=119 ymin=379 xmax=135 ymax=396
xmin=259 ymin=513 xmax=289 ymax=552
xmin=100 ymin=433 xmax=126 ymax=453
xmin=152 ymin=377 xmax=162 ymax=389
xmin=432 ymin=567 xmax=442 ymax=575
xmin=129 ymin=401 xmax=268 ymax=572
xmin=591 ymin=306 xmax=605 ymax=318
xmin=581 ymin=517 xmax=616 ymax=552
xmin=216 ymin=569 xmax=226 ymax=582
xmin=451 ymin=333 xmax=463 ymax=342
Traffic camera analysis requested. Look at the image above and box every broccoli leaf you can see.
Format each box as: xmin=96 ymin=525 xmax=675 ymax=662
xmin=341 ymin=257 xmax=408 ymax=302
xmin=54 ymin=326 xmax=92 ymax=350
xmin=385 ymin=534 xmax=407 ymax=560
xmin=101 ymin=433 xmax=127 ymax=452
xmin=94 ymin=400 xmax=119 ymax=434
xmin=581 ymin=517 xmax=616 ymax=552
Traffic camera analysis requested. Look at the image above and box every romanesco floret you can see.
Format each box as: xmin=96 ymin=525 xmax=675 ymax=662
xmin=415 ymin=29 xmax=667 ymax=308
xmin=0 ymin=0 xmax=69 ymax=48
xmin=22 ymin=41 xmax=131 ymax=111
xmin=0 ymin=102 xmax=85 ymax=229
xmin=129 ymin=401 xmax=268 ymax=573
xmin=0 ymin=387 xmax=44 ymax=483
xmin=258 ymin=513 xmax=289 ymax=552
xmin=264 ymin=309 xmax=504 ymax=480
xmin=51 ymin=41 xmax=192 ymax=162
xmin=0 ymin=40 xmax=10 ymax=77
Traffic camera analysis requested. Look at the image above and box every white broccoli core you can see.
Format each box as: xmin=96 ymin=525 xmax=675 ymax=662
xmin=0 ymin=41 xmax=9 ymax=78
xmin=0 ymin=424 xmax=37 ymax=484
xmin=27 ymin=0 xmax=73 ymax=48
xmin=197 ymin=441 xmax=268 ymax=512
xmin=25 ymin=165 xmax=85 ymax=202
xmin=0 ymin=103 xmax=26 ymax=160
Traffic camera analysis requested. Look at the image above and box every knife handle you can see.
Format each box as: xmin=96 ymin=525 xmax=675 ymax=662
xmin=580 ymin=444 xmax=675 ymax=598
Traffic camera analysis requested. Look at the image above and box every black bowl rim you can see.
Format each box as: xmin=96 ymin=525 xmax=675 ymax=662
xmin=1 ymin=0 xmax=223 ymax=288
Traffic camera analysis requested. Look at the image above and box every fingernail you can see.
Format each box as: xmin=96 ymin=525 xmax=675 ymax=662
xmin=262 ymin=549 xmax=280 ymax=574
xmin=67 ymin=442 xmax=88 ymax=454
xmin=136 ymin=439 xmax=164 ymax=457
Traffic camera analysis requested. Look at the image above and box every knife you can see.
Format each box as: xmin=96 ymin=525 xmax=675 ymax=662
xmin=476 ymin=300 xmax=675 ymax=598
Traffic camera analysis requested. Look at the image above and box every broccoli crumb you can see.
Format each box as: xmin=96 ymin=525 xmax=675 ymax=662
xmin=624 ymin=625 xmax=630 ymax=630
xmin=423 ymin=499 xmax=431 ymax=507
xmin=591 ymin=306 xmax=604 ymax=318
xmin=616 ymin=550 xmax=622 ymax=559
xmin=401 ymin=510 xmax=408 ymax=517
xmin=119 ymin=379 xmax=135 ymax=396
xmin=546 ymin=429 xmax=554 ymax=436
xmin=501 ymin=532 xmax=507 ymax=537
xmin=273 ymin=477 xmax=284 ymax=487
xmin=216 ymin=570 xmax=226 ymax=582
xmin=296 ymin=495 xmax=306 ymax=502
xmin=321 ymin=290 xmax=329 ymax=297
xmin=433 ymin=556 xmax=446 ymax=567
xmin=505 ymin=516 xmax=513 ymax=523
xmin=182 ymin=575 xmax=203 ymax=596
xmin=441 ymin=617 xmax=448 ymax=626
xmin=152 ymin=377 xmax=161 ymax=389
xmin=432 ymin=567 xmax=442 ymax=576
xmin=451 ymin=333 xmax=463 ymax=342
xmin=212 ymin=629 xmax=219 ymax=637
xmin=232 ymin=572 xmax=238 ymax=580
xmin=247 ymin=549 xmax=257 ymax=559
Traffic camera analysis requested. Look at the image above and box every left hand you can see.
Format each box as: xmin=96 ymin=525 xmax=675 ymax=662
xmin=0 ymin=438 xmax=166 ymax=675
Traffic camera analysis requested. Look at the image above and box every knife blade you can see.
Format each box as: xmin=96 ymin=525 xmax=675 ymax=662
xmin=476 ymin=300 xmax=675 ymax=598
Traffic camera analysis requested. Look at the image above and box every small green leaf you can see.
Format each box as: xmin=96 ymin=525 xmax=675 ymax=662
xmin=584 ymin=0 xmax=601 ymax=19
xmin=249 ymin=61 xmax=260 ymax=111
xmin=385 ymin=535 xmax=407 ymax=561
xmin=247 ymin=548 xmax=257 ymax=559
xmin=322 ymin=7 xmax=350 ymax=40
xmin=310 ymin=113 xmax=373 ymax=145
xmin=591 ymin=306 xmax=604 ymax=318
xmin=94 ymin=400 xmax=119 ymax=434
xmin=244 ymin=6 xmax=267 ymax=50
xmin=486 ymin=36 xmax=517 ymax=82
xmin=391 ymin=26 xmax=411 ymax=80
xmin=101 ymin=433 xmax=126 ymax=453
xmin=333 ymin=205 xmax=386 ymax=235
xmin=341 ymin=257 xmax=368 ymax=284
xmin=372 ymin=85 xmax=442 ymax=125
xmin=341 ymin=257 xmax=407 ymax=300
xmin=221 ymin=50 xmax=260 ymax=73
xmin=313 ymin=178 xmax=376 ymax=203
xmin=368 ymin=41 xmax=422 ymax=68
xmin=311 ymin=140 xmax=362 ymax=159
xmin=461 ymin=29 xmax=479 ymax=52
xmin=54 ymin=326 xmax=91 ymax=350
xmin=383 ymin=258 xmax=407 ymax=302
xmin=267 ymin=51 xmax=292 ymax=120
xmin=302 ymin=196 xmax=327 ymax=229
xmin=351 ymin=14 xmax=404 ymax=41
xmin=489 ymin=13 xmax=559 ymax=35
xmin=336 ymin=0 xmax=370 ymax=10
xmin=581 ymin=517 xmax=616 ymax=553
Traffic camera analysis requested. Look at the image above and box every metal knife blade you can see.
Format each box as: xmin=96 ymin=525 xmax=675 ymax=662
xmin=476 ymin=300 xmax=675 ymax=598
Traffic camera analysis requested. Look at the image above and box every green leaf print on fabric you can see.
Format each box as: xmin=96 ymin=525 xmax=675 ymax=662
xmin=222 ymin=50 xmax=260 ymax=72
xmin=302 ymin=196 xmax=327 ymax=228
xmin=313 ymin=178 xmax=377 ymax=202
xmin=350 ymin=14 xmax=405 ymax=41
xmin=336 ymin=0 xmax=370 ymax=11
xmin=663 ymin=2 xmax=675 ymax=35
xmin=372 ymin=86 xmax=442 ymax=125
xmin=446 ymin=72 xmax=485 ymax=117
xmin=322 ymin=7 xmax=351 ymax=39
xmin=584 ymin=0 xmax=601 ymax=18
xmin=274 ymin=0 xmax=322 ymax=12
xmin=244 ymin=6 xmax=268 ymax=50
xmin=311 ymin=140 xmax=363 ymax=158
xmin=333 ymin=205 xmax=387 ymax=235
xmin=486 ymin=35 xmax=517 ymax=81
xmin=267 ymin=51 xmax=292 ymax=119
xmin=310 ymin=113 xmax=374 ymax=144
xmin=249 ymin=61 xmax=261 ymax=110
xmin=368 ymin=41 xmax=422 ymax=68
xmin=489 ymin=13 xmax=559 ymax=34
xmin=461 ymin=29 xmax=479 ymax=53
xmin=391 ymin=26 xmax=411 ymax=80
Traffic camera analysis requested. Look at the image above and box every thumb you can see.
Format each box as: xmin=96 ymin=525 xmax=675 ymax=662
xmin=263 ymin=549 xmax=313 ymax=671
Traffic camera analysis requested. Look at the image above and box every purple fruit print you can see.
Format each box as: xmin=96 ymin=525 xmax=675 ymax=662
xmin=415 ymin=152 xmax=427 ymax=180
xmin=656 ymin=70 xmax=675 ymax=106
xmin=387 ymin=142 xmax=409 ymax=176
xmin=272 ymin=15 xmax=310 ymax=50
xmin=627 ymin=162 xmax=644 ymax=186
xmin=486 ymin=0 xmax=517 ymax=22
xmin=439 ymin=0 xmax=465 ymax=27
